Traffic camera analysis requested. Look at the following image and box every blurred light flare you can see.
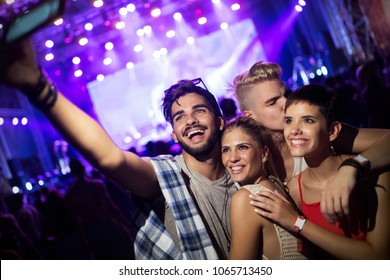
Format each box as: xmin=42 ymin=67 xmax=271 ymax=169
xmin=198 ymin=17 xmax=207 ymax=25
xmin=72 ymin=56 xmax=81 ymax=65
xmin=45 ymin=40 xmax=54 ymax=48
xmin=151 ymin=8 xmax=161 ymax=17
xmin=45 ymin=53 xmax=54 ymax=61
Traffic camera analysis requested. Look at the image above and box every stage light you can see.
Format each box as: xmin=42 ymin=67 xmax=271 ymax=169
xmin=127 ymin=3 xmax=136 ymax=12
xmin=134 ymin=132 xmax=141 ymax=139
xmin=295 ymin=5 xmax=303 ymax=12
xmin=212 ymin=0 xmax=221 ymax=4
xmin=160 ymin=48 xmax=168 ymax=55
xmin=321 ymin=66 xmax=328 ymax=75
xmin=134 ymin=44 xmax=143 ymax=52
xmin=116 ymin=21 xmax=126 ymax=29
xmin=126 ymin=62 xmax=135 ymax=69
xmin=97 ymin=74 xmax=105 ymax=81
xmin=103 ymin=57 xmax=112 ymax=65
xmin=166 ymin=30 xmax=176 ymax=38
xmin=143 ymin=25 xmax=152 ymax=34
xmin=45 ymin=40 xmax=54 ymax=48
xmin=25 ymin=182 xmax=33 ymax=191
xmin=54 ymin=18 xmax=63 ymax=26
xmin=105 ymin=42 xmax=114 ymax=50
xmin=299 ymin=0 xmax=306 ymax=6
xmin=151 ymin=8 xmax=161 ymax=17
xmin=220 ymin=22 xmax=229 ymax=30
xmin=12 ymin=117 xmax=18 ymax=125
xmin=72 ymin=56 xmax=81 ymax=65
xmin=93 ymin=0 xmax=103 ymax=8
xmin=12 ymin=186 xmax=20 ymax=194
xmin=85 ymin=23 xmax=94 ymax=31
xmin=231 ymin=3 xmax=240 ymax=11
xmin=119 ymin=7 xmax=128 ymax=16
xmin=124 ymin=136 xmax=132 ymax=144
xmin=21 ymin=117 xmax=28 ymax=125
xmin=137 ymin=28 xmax=145 ymax=37
xmin=186 ymin=36 xmax=195 ymax=44
xmin=153 ymin=50 xmax=161 ymax=59
xmin=45 ymin=53 xmax=54 ymax=61
xmin=79 ymin=37 xmax=89 ymax=46
xmin=74 ymin=69 xmax=83 ymax=77
xmin=198 ymin=17 xmax=207 ymax=25
xmin=0 ymin=118 xmax=4 ymax=126
xmin=173 ymin=12 xmax=182 ymax=21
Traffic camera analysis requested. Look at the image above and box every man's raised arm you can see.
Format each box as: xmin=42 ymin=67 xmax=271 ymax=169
xmin=0 ymin=38 xmax=160 ymax=199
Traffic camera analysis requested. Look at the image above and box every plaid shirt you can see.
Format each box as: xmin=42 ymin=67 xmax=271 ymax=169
xmin=132 ymin=155 xmax=218 ymax=260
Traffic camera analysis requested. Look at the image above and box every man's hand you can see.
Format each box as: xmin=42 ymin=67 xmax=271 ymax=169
xmin=0 ymin=37 xmax=40 ymax=88
xmin=320 ymin=165 xmax=357 ymax=223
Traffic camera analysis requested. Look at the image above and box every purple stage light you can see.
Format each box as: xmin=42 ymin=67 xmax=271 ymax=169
xmin=295 ymin=5 xmax=303 ymax=12
xmin=45 ymin=53 xmax=54 ymax=61
xmin=105 ymin=42 xmax=114 ymax=51
xmin=85 ymin=23 xmax=93 ymax=31
xmin=45 ymin=40 xmax=54 ymax=48
xmin=198 ymin=17 xmax=207 ymax=25
xmin=151 ymin=8 xmax=161 ymax=18
xmin=72 ymin=57 xmax=81 ymax=65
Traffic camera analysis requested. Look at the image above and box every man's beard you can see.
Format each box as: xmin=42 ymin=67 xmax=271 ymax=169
xmin=179 ymin=131 xmax=219 ymax=158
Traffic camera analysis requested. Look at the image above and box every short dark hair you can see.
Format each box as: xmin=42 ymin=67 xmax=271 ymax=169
xmin=285 ymin=84 xmax=338 ymax=126
xmin=162 ymin=79 xmax=222 ymax=124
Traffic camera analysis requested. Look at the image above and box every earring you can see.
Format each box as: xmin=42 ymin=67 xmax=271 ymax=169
xmin=330 ymin=143 xmax=336 ymax=155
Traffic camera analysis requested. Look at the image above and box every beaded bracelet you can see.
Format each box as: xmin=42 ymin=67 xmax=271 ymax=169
xmin=20 ymin=70 xmax=58 ymax=111
xmin=338 ymin=158 xmax=367 ymax=179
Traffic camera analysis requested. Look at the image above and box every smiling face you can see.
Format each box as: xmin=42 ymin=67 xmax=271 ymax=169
xmin=221 ymin=127 xmax=268 ymax=185
xmin=244 ymin=80 xmax=287 ymax=131
xmin=284 ymin=102 xmax=335 ymax=161
xmin=171 ymin=92 xmax=223 ymax=157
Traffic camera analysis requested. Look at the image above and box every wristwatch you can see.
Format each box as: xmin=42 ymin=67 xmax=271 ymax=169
xmin=293 ymin=216 xmax=306 ymax=233
xmin=353 ymin=154 xmax=371 ymax=171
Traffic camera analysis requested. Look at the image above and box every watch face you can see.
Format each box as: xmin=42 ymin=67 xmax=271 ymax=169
xmin=354 ymin=155 xmax=370 ymax=168
xmin=355 ymin=154 xmax=367 ymax=162
xmin=293 ymin=216 xmax=306 ymax=232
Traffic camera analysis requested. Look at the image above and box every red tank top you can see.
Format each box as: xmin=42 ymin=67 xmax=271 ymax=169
xmin=297 ymin=173 xmax=366 ymax=240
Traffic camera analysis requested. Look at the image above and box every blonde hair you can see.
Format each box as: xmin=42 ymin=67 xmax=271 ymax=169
xmin=232 ymin=61 xmax=285 ymax=112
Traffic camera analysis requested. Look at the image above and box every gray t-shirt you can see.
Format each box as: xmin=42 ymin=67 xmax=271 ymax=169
xmin=151 ymin=155 xmax=236 ymax=259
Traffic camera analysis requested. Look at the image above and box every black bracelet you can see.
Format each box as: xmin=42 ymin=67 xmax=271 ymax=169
xmin=29 ymin=84 xmax=58 ymax=111
xmin=338 ymin=158 xmax=366 ymax=179
xmin=19 ymin=69 xmax=58 ymax=111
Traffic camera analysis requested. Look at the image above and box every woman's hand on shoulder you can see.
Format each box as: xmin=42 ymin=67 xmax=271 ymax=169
xmin=249 ymin=188 xmax=298 ymax=231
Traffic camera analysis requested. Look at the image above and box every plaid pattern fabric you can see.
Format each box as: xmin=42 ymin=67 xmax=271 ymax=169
xmin=132 ymin=155 xmax=218 ymax=260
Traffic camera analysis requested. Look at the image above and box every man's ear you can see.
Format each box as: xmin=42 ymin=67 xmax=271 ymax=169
xmin=243 ymin=110 xmax=253 ymax=118
xmin=218 ymin=117 xmax=225 ymax=131
xmin=172 ymin=131 xmax=178 ymax=143
xmin=329 ymin=121 xmax=342 ymax=142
